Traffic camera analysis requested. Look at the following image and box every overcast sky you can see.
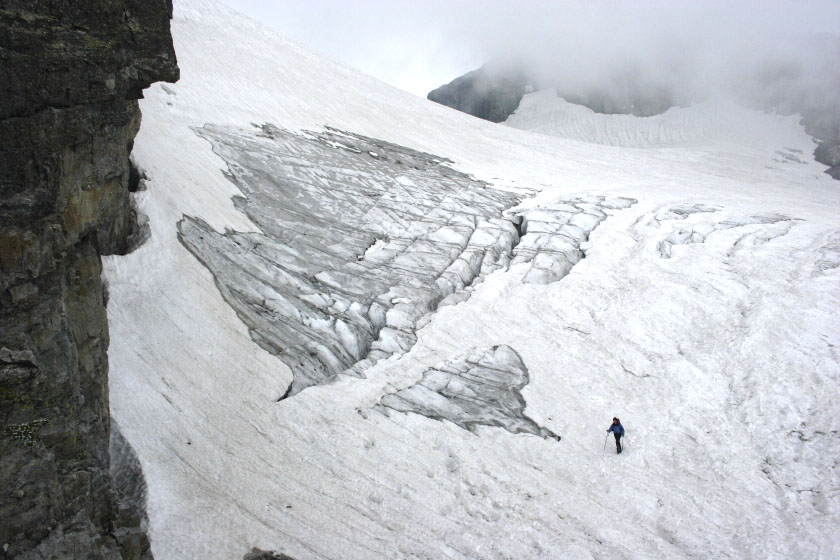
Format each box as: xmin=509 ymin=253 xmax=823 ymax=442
xmin=218 ymin=1 xmax=840 ymax=99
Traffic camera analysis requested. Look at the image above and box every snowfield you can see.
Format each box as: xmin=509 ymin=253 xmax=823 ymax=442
xmin=104 ymin=0 xmax=840 ymax=558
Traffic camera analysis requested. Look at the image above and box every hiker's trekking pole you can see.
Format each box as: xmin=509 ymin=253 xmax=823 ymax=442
xmin=603 ymin=433 xmax=609 ymax=452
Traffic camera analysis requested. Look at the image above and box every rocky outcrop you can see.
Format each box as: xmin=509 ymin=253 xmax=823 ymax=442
xmin=0 ymin=2 xmax=177 ymax=558
xmin=427 ymin=65 xmax=531 ymax=123
xmin=243 ymin=549 xmax=297 ymax=560
xmin=427 ymin=64 xmax=674 ymax=123
xmin=814 ymin=140 xmax=840 ymax=180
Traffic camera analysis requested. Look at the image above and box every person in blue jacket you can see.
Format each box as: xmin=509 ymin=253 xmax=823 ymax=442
xmin=607 ymin=417 xmax=624 ymax=454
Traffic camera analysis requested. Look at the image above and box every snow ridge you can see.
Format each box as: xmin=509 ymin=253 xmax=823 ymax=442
xmin=505 ymin=89 xmax=804 ymax=149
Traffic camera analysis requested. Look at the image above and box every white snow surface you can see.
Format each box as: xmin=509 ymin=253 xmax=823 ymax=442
xmin=505 ymin=89 xmax=810 ymax=149
xmin=104 ymin=0 xmax=840 ymax=558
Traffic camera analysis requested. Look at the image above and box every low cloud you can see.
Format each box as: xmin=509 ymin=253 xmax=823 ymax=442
xmin=458 ymin=0 xmax=840 ymax=130
xmin=224 ymin=0 xmax=840 ymax=133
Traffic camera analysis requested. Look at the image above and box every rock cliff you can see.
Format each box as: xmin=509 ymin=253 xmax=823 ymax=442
xmin=427 ymin=65 xmax=531 ymax=123
xmin=0 ymin=2 xmax=177 ymax=558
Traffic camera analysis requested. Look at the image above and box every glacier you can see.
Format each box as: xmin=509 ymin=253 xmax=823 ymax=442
xmin=103 ymin=0 xmax=840 ymax=558
xmin=378 ymin=345 xmax=561 ymax=441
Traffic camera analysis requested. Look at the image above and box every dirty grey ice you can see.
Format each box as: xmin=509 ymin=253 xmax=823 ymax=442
xmin=179 ymin=124 xmax=635 ymax=398
xmin=378 ymin=345 xmax=561 ymax=440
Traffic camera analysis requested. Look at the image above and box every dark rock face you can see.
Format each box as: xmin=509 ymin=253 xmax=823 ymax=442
xmin=427 ymin=65 xmax=530 ymax=123
xmin=0 ymin=2 xmax=177 ymax=559
xmin=427 ymin=65 xmax=674 ymax=123
xmin=560 ymin=87 xmax=674 ymax=118
xmin=824 ymin=165 xmax=840 ymax=180
xmin=814 ymin=141 xmax=840 ymax=179
xmin=243 ymin=549 xmax=297 ymax=560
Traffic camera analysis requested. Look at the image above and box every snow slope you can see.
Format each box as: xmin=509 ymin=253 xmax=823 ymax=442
xmin=105 ymin=0 xmax=840 ymax=558
xmin=504 ymin=89 xmax=804 ymax=149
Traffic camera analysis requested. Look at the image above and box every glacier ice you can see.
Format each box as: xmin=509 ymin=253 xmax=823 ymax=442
xmin=812 ymin=230 xmax=840 ymax=276
xmin=379 ymin=345 xmax=560 ymax=440
xmin=178 ymin=125 xmax=521 ymax=396
xmin=179 ymin=124 xmax=637 ymax=397
xmin=512 ymin=196 xmax=636 ymax=284
xmin=651 ymin=207 xmax=797 ymax=259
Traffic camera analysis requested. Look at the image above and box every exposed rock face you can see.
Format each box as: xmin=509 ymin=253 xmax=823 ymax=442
xmin=427 ymin=65 xmax=531 ymax=123
xmin=814 ymin=139 xmax=840 ymax=167
xmin=379 ymin=345 xmax=560 ymax=440
xmin=427 ymin=64 xmax=674 ymax=123
xmin=0 ymin=3 xmax=177 ymax=558
xmin=814 ymin=141 xmax=840 ymax=179
xmin=243 ymin=549 xmax=297 ymax=560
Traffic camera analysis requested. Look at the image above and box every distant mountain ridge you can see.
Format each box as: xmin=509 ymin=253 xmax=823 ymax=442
xmin=427 ymin=65 xmax=532 ymax=123
xmin=428 ymin=62 xmax=840 ymax=179
xmin=427 ymin=64 xmax=675 ymax=123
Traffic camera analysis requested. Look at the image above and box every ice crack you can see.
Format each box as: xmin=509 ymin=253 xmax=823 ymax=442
xmin=179 ymin=125 xmax=639 ymax=399
xmin=647 ymin=204 xmax=798 ymax=258
xmin=511 ymin=196 xmax=637 ymax=284
xmin=378 ymin=345 xmax=560 ymax=440
xmin=179 ymin=125 xmax=521 ymax=397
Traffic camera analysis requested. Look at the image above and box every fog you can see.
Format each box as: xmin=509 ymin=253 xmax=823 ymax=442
xmin=471 ymin=1 xmax=840 ymax=131
xmin=221 ymin=0 xmax=839 ymax=135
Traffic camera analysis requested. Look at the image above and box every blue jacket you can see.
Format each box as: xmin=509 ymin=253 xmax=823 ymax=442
xmin=608 ymin=423 xmax=625 ymax=436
